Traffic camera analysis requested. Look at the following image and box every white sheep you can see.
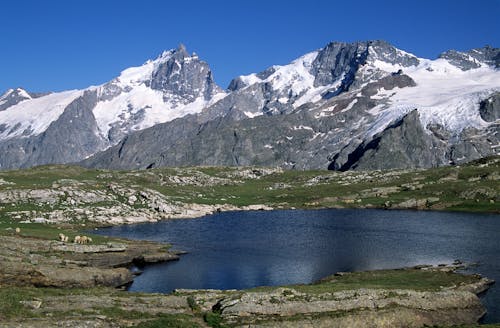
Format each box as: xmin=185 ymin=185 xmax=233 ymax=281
xmin=15 ymin=227 xmax=21 ymax=234
xmin=58 ymin=233 xmax=70 ymax=243
xmin=73 ymin=235 xmax=93 ymax=244
xmin=82 ymin=236 xmax=93 ymax=244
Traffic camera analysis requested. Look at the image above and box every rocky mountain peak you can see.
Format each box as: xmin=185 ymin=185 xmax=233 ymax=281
xmin=175 ymin=43 xmax=189 ymax=57
xmin=0 ymin=88 xmax=32 ymax=111
xmin=366 ymin=40 xmax=420 ymax=67
xmin=1 ymin=40 xmax=498 ymax=171
xmin=149 ymin=44 xmax=222 ymax=102
xmin=439 ymin=46 xmax=500 ymax=70
xmin=311 ymin=40 xmax=418 ymax=94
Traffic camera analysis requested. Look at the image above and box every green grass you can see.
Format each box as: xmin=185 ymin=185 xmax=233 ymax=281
xmin=0 ymin=287 xmax=119 ymax=320
xmin=0 ymin=287 xmax=201 ymax=327
xmin=204 ymin=311 xmax=227 ymax=328
xmin=134 ymin=314 xmax=200 ymax=328
xmin=0 ymin=217 xmax=121 ymax=247
xmin=0 ymin=157 xmax=498 ymax=229
xmin=249 ymin=268 xmax=482 ymax=294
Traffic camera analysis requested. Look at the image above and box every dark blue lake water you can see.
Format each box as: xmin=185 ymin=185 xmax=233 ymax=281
xmin=96 ymin=209 xmax=500 ymax=323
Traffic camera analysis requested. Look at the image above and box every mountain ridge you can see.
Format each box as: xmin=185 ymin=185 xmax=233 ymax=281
xmin=0 ymin=40 xmax=498 ymax=170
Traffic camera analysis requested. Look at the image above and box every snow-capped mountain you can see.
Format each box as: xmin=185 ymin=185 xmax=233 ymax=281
xmin=82 ymin=41 xmax=499 ymax=171
xmin=0 ymin=45 xmax=226 ymax=169
xmin=1 ymin=41 xmax=499 ymax=170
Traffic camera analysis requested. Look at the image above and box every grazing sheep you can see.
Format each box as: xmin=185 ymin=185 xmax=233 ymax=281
xmin=59 ymin=233 xmax=70 ymax=243
xmin=15 ymin=227 xmax=21 ymax=234
xmin=72 ymin=235 xmax=92 ymax=244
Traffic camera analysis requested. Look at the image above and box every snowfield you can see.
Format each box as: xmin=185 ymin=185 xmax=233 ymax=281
xmin=369 ymin=56 xmax=500 ymax=136
xmin=0 ymin=90 xmax=82 ymax=141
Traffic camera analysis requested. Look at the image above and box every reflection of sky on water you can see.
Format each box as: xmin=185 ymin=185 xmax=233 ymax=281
xmin=97 ymin=209 xmax=500 ymax=323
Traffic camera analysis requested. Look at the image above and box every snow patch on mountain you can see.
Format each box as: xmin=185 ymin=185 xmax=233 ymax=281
xmin=244 ymin=111 xmax=263 ymax=118
xmin=93 ymin=85 xmax=226 ymax=139
xmin=368 ymin=56 xmax=500 ymax=136
xmin=235 ymin=51 xmax=345 ymax=109
xmin=114 ymin=50 xmax=175 ymax=87
xmin=0 ymin=90 xmax=82 ymax=141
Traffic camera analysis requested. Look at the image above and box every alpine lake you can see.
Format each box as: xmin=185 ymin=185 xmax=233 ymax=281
xmin=96 ymin=208 xmax=500 ymax=323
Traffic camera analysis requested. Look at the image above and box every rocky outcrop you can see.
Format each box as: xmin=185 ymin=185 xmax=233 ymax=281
xmin=329 ymin=110 xmax=441 ymax=171
xmin=328 ymin=109 xmax=500 ymax=171
xmin=176 ymin=265 xmax=492 ymax=328
xmin=312 ymin=40 xmax=418 ymax=92
xmin=440 ymin=46 xmax=500 ymax=70
xmin=480 ymin=92 xmax=500 ymax=122
xmin=0 ymin=235 xmax=177 ymax=288
xmin=0 ymin=175 xmax=275 ymax=225
xmin=0 ymin=88 xmax=32 ymax=111
xmin=212 ymin=288 xmax=485 ymax=327
xmin=149 ymin=44 xmax=222 ymax=102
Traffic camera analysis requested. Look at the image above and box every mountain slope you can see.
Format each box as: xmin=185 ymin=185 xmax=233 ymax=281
xmin=1 ymin=41 xmax=499 ymax=171
xmin=0 ymin=45 xmax=225 ymax=169
xmin=82 ymin=41 xmax=500 ymax=170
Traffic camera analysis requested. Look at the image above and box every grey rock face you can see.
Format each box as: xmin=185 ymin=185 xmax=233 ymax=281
xmin=220 ymin=40 xmax=421 ymax=120
xmin=328 ymin=110 xmax=500 ymax=171
xmin=0 ymin=91 xmax=105 ymax=169
xmin=329 ymin=110 xmax=441 ymax=171
xmin=1 ymin=40 xmax=499 ymax=171
xmin=479 ymin=92 xmax=500 ymax=122
xmin=312 ymin=40 xmax=419 ymax=90
xmin=440 ymin=46 xmax=500 ymax=70
xmin=149 ymin=44 xmax=222 ymax=103
xmin=81 ymin=36 xmax=499 ymax=172
xmin=0 ymin=88 xmax=32 ymax=111
xmin=311 ymin=41 xmax=369 ymax=88
xmin=360 ymin=73 xmax=416 ymax=97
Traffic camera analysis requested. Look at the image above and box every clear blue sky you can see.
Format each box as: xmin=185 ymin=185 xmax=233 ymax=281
xmin=1 ymin=0 xmax=498 ymax=93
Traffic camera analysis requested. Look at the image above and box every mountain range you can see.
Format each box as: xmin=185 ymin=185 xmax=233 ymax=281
xmin=0 ymin=40 xmax=498 ymax=171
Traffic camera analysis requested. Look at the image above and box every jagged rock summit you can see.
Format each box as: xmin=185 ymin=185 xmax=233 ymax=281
xmin=0 ymin=45 xmax=225 ymax=169
xmin=0 ymin=41 xmax=499 ymax=170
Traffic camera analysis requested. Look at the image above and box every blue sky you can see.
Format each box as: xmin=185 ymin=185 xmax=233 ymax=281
xmin=1 ymin=0 xmax=498 ymax=93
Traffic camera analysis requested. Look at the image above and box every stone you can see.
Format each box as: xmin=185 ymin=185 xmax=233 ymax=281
xmin=20 ymin=300 xmax=42 ymax=310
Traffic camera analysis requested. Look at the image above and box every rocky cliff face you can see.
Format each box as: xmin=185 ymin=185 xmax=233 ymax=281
xmin=0 ymin=45 xmax=225 ymax=169
xmin=1 ymin=41 xmax=499 ymax=170
xmin=0 ymin=91 xmax=105 ymax=168
xmin=149 ymin=44 xmax=222 ymax=102
xmin=439 ymin=46 xmax=500 ymax=70
xmin=0 ymin=88 xmax=33 ymax=111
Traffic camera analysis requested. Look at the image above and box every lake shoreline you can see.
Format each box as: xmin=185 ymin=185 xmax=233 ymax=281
xmin=0 ymin=230 xmax=495 ymax=327
xmin=2 ymin=211 xmax=499 ymax=327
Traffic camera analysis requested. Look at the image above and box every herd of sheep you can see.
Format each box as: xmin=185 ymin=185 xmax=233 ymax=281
xmin=13 ymin=227 xmax=93 ymax=244
xmin=59 ymin=233 xmax=92 ymax=244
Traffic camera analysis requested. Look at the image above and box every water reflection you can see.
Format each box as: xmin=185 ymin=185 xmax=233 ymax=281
xmin=96 ymin=208 xmax=500 ymax=323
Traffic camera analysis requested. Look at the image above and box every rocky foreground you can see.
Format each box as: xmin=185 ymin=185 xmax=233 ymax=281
xmin=0 ymin=158 xmax=499 ymax=326
xmin=0 ymin=157 xmax=498 ymax=229
xmin=0 ymin=231 xmax=496 ymax=327
xmin=0 ymin=233 xmax=180 ymax=289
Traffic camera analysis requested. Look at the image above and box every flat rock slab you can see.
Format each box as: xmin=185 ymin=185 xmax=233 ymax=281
xmin=52 ymin=242 xmax=127 ymax=253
